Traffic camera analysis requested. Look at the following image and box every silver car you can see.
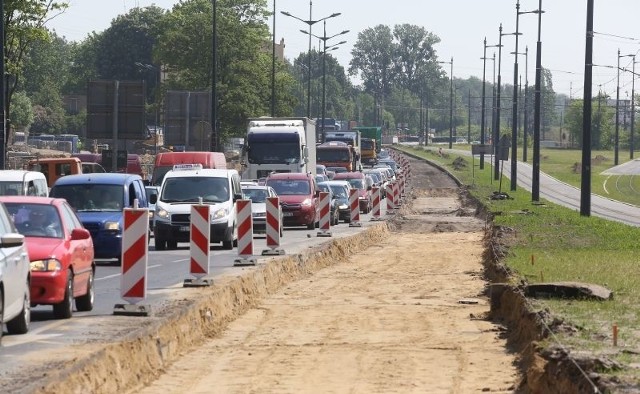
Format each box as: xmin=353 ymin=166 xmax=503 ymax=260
xmin=241 ymin=185 xmax=283 ymax=236
xmin=0 ymin=202 xmax=31 ymax=343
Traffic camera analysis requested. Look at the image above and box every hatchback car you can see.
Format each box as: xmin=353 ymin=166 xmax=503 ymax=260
xmin=332 ymin=172 xmax=373 ymax=213
xmin=241 ymin=184 xmax=283 ymax=236
xmin=319 ymin=180 xmax=351 ymax=223
xmin=265 ymin=172 xmax=319 ymax=229
xmin=0 ymin=201 xmax=30 ymax=341
xmin=1 ymin=197 xmax=95 ymax=319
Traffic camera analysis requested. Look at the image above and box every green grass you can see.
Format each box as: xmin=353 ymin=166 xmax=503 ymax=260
xmin=398 ymin=145 xmax=640 ymax=383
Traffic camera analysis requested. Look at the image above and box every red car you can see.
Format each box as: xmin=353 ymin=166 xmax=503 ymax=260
xmin=332 ymin=172 xmax=373 ymax=213
xmin=0 ymin=196 xmax=95 ymax=319
xmin=266 ymin=172 xmax=319 ymax=229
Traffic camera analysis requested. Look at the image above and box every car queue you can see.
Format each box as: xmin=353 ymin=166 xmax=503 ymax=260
xmin=0 ymin=148 xmax=401 ymax=341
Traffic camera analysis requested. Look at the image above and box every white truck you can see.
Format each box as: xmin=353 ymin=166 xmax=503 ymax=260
xmin=242 ymin=117 xmax=316 ymax=180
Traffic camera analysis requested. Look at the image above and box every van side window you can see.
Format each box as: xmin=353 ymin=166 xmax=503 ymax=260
xmin=27 ymin=181 xmax=37 ymax=196
xmin=35 ymin=179 xmax=48 ymax=196
xmin=56 ymin=163 xmax=71 ymax=176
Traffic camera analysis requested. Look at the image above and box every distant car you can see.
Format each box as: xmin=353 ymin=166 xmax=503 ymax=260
xmin=0 ymin=201 xmax=30 ymax=340
xmin=318 ymin=180 xmax=351 ymax=223
xmin=241 ymin=184 xmax=283 ymax=236
xmin=145 ymin=186 xmax=160 ymax=233
xmin=315 ymin=174 xmax=329 ymax=184
xmin=81 ymin=162 xmax=106 ymax=174
xmin=316 ymin=182 xmax=340 ymax=226
xmin=1 ymin=197 xmax=95 ymax=319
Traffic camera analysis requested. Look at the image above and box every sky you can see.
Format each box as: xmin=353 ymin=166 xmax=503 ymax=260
xmin=47 ymin=1 xmax=640 ymax=98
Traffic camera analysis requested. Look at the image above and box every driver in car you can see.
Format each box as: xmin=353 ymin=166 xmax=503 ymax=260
xmin=25 ymin=207 xmax=58 ymax=237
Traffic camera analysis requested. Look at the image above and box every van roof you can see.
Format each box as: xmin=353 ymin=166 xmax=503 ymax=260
xmin=28 ymin=157 xmax=81 ymax=164
xmin=164 ymin=168 xmax=237 ymax=179
xmin=0 ymin=170 xmax=47 ymax=181
xmin=51 ymin=172 xmax=142 ymax=186
xmin=265 ymin=172 xmax=312 ymax=180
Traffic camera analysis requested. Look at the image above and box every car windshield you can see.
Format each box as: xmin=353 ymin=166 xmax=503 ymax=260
xmin=162 ymin=177 xmax=229 ymax=203
xmin=51 ymin=184 xmax=124 ymax=211
xmin=328 ymin=185 xmax=349 ymax=198
xmin=242 ymin=188 xmax=269 ymax=203
xmin=266 ymin=179 xmax=310 ymax=195
xmin=5 ymin=203 xmax=63 ymax=238
xmin=345 ymin=179 xmax=364 ymax=189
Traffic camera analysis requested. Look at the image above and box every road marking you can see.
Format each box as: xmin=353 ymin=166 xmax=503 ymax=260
xmin=96 ymin=264 xmax=161 ymax=281
xmin=1 ymin=320 xmax=68 ymax=347
xmin=603 ymin=175 xmax=611 ymax=195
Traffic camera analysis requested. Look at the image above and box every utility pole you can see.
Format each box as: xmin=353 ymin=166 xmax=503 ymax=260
xmin=580 ymin=0 xmax=594 ymax=216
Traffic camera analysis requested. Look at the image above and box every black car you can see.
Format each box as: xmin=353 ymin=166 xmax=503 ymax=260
xmin=318 ymin=181 xmax=351 ymax=223
xmin=316 ymin=182 xmax=341 ymax=226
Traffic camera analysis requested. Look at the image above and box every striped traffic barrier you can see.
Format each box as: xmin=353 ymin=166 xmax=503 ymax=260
xmin=262 ymin=196 xmax=285 ymax=255
xmin=370 ymin=186 xmax=382 ymax=221
xmin=184 ymin=203 xmax=212 ymax=287
xmin=393 ymin=180 xmax=401 ymax=208
xmin=317 ymin=191 xmax=332 ymax=237
xmin=348 ymin=188 xmax=362 ymax=227
xmin=386 ymin=183 xmax=395 ymax=214
xmin=234 ymin=199 xmax=256 ymax=266
xmin=114 ymin=200 xmax=151 ymax=316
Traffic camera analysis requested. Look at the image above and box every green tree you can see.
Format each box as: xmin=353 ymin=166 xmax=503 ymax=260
xmin=9 ymin=91 xmax=33 ymax=131
xmin=565 ymin=95 xmax=614 ymax=149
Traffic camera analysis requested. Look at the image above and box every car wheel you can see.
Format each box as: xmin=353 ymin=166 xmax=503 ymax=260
xmin=75 ymin=270 xmax=94 ymax=312
xmin=53 ymin=270 xmax=73 ymax=319
xmin=155 ymin=237 xmax=166 ymax=251
xmin=7 ymin=280 xmax=30 ymax=334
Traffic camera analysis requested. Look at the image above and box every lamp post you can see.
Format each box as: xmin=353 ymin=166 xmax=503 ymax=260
xmin=271 ymin=0 xmax=276 ymax=117
xmin=135 ymin=62 xmax=161 ymax=155
xmin=281 ymin=2 xmax=341 ymax=118
xmin=438 ymin=58 xmax=454 ymax=149
xmin=532 ymin=0 xmax=545 ymax=202
xmin=211 ymin=0 xmax=219 ymax=152
xmin=617 ymin=52 xmax=635 ymax=164
xmin=301 ymin=20 xmax=349 ymax=136
xmin=482 ymin=40 xmax=500 ymax=170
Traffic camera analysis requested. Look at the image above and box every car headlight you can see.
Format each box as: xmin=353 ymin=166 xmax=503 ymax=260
xmin=30 ymin=258 xmax=62 ymax=272
xmin=104 ymin=221 xmax=120 ymax=231
xmin=253 ymin=212 xmax=266 ymax=218
xmin=156 ymin=208 xmax=169 ymax=219
xmin=212 ymin=207 xmax=229 ymax=220
xmin=301 ymin=198 xmax=312 ymax=206
xmin=148 ymin=211 xmax=154 ymax=219
xmin=338 ymin=204 xmax=348 ymax=210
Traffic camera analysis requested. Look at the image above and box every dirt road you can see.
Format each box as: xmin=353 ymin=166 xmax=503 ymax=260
xmin=133 ymin=155 xmax=520 ymax=393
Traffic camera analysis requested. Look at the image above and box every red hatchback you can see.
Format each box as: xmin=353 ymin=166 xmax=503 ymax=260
xmin=266 ymin=172 xmax=319 ymax=229
xmin=0 ymin=196 xmax=95 ymax=319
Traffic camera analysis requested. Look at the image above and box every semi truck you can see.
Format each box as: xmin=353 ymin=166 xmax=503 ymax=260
xmin=243 ymin=117 xmax=316 ymax=180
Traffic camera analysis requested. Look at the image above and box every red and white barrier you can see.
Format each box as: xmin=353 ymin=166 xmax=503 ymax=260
xmin=386 ymin=183 xmax=395 ymax=214
xmin=262 ymin=197 xmax=285 ymax=255
xmin=349 ymin=188 xmax=362 ymax=227
xmin=317 ymin=191 xmax=332 ymax=237
xmin=184 ymin=204 xmax=212 ymax=287
xmin=371 ymin=186 xmax=382 ymax=221
xmin=234 ymin=199 xmax=256 ymax=265
xmin=393 ymin=180 xmax=401 ymax=208
xmin=114 ymin=203 xmax=151 ymax=316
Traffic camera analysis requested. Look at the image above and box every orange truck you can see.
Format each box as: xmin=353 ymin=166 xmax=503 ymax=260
xmin=151 ymin=151 xmax=227 ymax=186
xmin=316 ymin=141 xmax=354 ymax=171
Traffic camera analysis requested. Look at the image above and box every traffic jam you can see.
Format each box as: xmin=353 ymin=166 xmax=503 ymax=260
xmin=0 ymin=122 xmax=412 ymax=352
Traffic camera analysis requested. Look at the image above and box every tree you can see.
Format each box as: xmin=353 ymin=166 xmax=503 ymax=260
xmin=155 ymin=0 xmax=294 ymax=137
xmin=564 ymin=95 xmax=614 ymax=149
xmin=5 ymin=0 xmax=68 ymax=114
xmin=9 ymin=91 xmax=33 ymax=131
xmin=349 ymin=25 xmax=394 ymax=120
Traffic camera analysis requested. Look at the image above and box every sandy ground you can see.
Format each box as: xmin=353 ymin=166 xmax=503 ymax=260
xmin=133 ymin=159 xmax=520 ymax=393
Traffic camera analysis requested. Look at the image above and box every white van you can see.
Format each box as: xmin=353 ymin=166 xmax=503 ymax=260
xmin=152 ymin=164 xmax=242 ymax=250
xmin=0 ymin=170 xmax=48 ymax=197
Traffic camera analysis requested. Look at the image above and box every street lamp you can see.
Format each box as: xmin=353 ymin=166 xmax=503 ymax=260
xmin=616 ymin=51 xmax=635 ymax=165
xmin=494 ymin=24 xmax=518 ymax=181
xmin=481 ymin=39 xmax=500 ymax=170
xmin=281 ymin=2 xmax=341 ymax=118
xmin=510 ymin=46 xmax=529 ymax=162
xmin=438 ymin=57 xmax=454 ymax=149
xmin=301 ymin=20 xmax=349 ymax=137
xmin=532 ymin=0 xmax=545 ymax=202
xmin=211 ymin=0 xmax=219 ymax=152
xmin=135 ymin=62 xmax=161 ymax=155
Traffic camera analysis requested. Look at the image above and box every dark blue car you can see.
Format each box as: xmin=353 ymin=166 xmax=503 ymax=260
xmin=50 ymin=173 xmax=148 ymax=264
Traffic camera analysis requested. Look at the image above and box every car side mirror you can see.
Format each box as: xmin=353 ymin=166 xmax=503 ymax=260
xmin=150 ymin=194 xmax=157 ymax=204
xmin=233 ymin=193 xmax=243 ymax=201
xmin=71 ymin=228 xmax=91 ymax=240
xmin=315 ymin=190 xmax=320 ymax=198
xmin=367 ymin=185 xmax=372 ymax=191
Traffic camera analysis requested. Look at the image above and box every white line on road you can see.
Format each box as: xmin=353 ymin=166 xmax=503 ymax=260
xmin=96 ymin=264 xmax=162 ymax=281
